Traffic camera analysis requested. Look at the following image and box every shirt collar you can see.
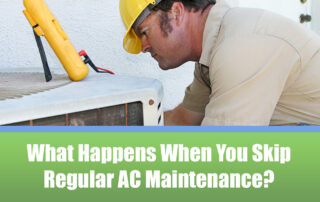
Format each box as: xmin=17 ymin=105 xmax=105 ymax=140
xmin=199 ymin=0 xmax=231 ymax=66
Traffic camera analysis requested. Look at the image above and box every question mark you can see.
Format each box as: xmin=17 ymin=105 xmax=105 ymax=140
xmin=264 ymin=170 xmax=275 ymax=188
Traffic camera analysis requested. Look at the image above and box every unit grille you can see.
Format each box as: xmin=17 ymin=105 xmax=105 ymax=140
xmin=7 ymin=102 xmax=143 ymax=126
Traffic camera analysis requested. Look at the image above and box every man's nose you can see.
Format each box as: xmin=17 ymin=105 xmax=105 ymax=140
xmin=141 ymin=37 xmax=151 ymax=53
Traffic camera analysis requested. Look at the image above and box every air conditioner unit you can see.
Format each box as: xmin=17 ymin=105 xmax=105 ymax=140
xmin=0 ymin=70 xmax=164 ymax=126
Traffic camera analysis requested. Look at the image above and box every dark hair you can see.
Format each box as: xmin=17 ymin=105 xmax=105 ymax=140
xmin=153 ymin=0 xmax=216 ymax=13
xmin=153 ymin=0 xmax=216 ymax=36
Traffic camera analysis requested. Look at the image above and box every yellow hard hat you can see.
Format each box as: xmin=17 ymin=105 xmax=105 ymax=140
xmin=120 ymin=0 xmax=161 ymax=54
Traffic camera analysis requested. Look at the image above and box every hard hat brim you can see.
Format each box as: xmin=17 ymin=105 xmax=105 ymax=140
xmin=121 ymin=0 xmax=161 ymax=54
xmin=123 ymin=28 xmax=142 ymax=54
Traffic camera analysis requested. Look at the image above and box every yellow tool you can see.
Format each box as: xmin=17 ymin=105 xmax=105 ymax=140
xmin=23 ymin=0 xmax=89 ymax=81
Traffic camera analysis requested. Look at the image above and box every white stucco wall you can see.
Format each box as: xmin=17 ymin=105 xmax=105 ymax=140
xmin=237 ymin=0 xmax=311 ymax=22
xmin=311 ymin=0 xmax=320 ymax=34
xmin=0 ymin=0 xmax=318 ymax=111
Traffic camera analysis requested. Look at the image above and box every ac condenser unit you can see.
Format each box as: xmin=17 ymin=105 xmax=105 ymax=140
xmin=0 ymin=70 xmax=163 ymax=126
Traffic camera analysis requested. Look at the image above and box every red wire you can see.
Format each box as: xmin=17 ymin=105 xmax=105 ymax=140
xmin=97 ymin=67 xmax=115 ymax=75
xmin=79 ymin=50 xmax=115 ymax=75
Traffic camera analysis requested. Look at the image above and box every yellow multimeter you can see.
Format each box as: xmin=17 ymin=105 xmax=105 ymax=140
xmin=23 ymin=0 xmax=89 ymax=81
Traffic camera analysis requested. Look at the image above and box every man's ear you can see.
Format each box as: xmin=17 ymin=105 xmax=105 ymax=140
xmin=170 ymin=2 xmax=185 ymax=26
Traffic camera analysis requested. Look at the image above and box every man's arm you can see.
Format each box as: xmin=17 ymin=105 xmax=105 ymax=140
xmin=164 ymin=104 xmax=204 ymax=126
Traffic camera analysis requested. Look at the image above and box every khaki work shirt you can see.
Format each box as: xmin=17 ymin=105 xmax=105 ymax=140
xmin=183 ymin=0 xmax=320 ymax=126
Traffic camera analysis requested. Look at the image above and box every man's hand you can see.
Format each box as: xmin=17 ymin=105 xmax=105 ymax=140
xmin=164 ymin=104 xmax=204 ymax=126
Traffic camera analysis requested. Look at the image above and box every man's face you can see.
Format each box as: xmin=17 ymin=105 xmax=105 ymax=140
xmin=137 ymin=10 xmax=189 ymax=70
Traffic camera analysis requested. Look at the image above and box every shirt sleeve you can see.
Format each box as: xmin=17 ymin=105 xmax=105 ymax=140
xmin=182 ymin=63 xmax=211 ymax=113
xmin=201 ymin=35 xmax=301 ymax=126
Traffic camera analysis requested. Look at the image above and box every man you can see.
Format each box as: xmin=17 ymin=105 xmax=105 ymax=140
xmin=120 ymin=0 xmax=320 ymax=126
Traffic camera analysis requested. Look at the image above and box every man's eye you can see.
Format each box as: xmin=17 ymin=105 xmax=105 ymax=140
xmin=141 ymin=30 xmax=148 ymax=37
